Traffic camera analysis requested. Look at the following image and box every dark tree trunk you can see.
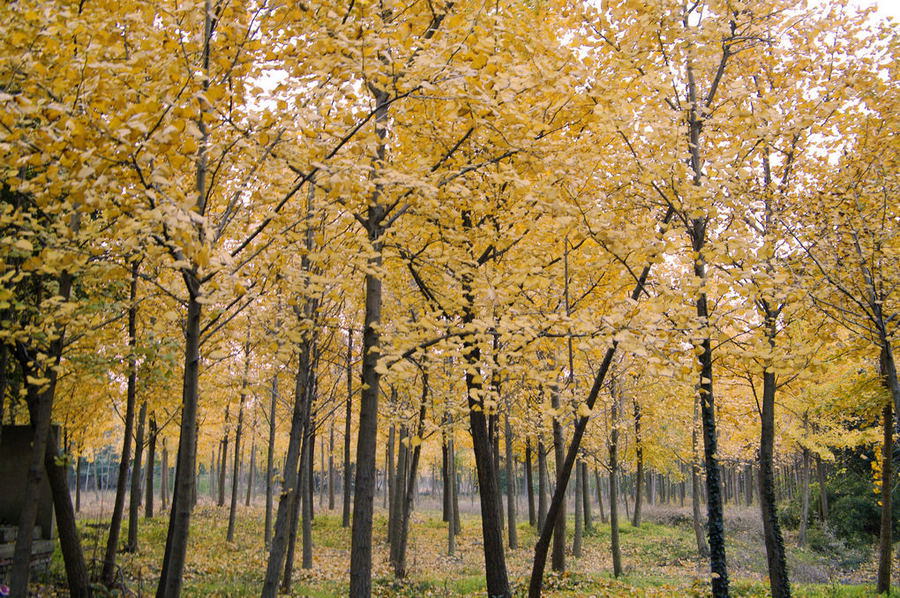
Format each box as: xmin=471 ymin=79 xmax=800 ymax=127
xmin=632 ymin=398 xmax=643 ymax=528
xmin=161 ymin=441 xmax=169 ymax=510
xmin=595 ymin=468 xmax=607 ymax=524
xmin=799 ymin=448 xmax=810 ymax=548
xmin=343 ymin=329 xmax=353 ymax=528
xmin=265 ymin=374 xmax=278 ymax=547
xmin=442 ymin=434 xmax=450 ymax=522
xmin=386 ymin=422 xmax=395 ymax=521
xmin=692 ymin=396 xmax=709 ymax=558
xmin=246 ymin=439 xmax=256 ymax=507
xmin=582 ymin=460 xmax=593 ymax=532
xmin=537 ymin=440 xmax=548 ymax=531
xmin=102 ymin=261 xmax=139 ymax=585
xmin=491 ymin=414 xmax=505 ymax=533
xmin=126 ymin=400 xmax=147 ymax=552
xmin=609 ymin=379 xmax=622 ymax=578
xmin=389 ymin=425 xmax=408 ymax=562
xmin=447 ymin=434 xmax=457 ymax=555
xmin=45 ymin=427 xmax=91 ymax=597
xmin=550 ymin=387 xmax=565 ymax=573
xmin=227 ymin=382 xmax=246 ymax=543
xmin=573 ymin=458 xmax=583 ymax=558
xmin=877 ymin=348 xmax=894 ymax=595
xmin=281 ymin=442 xmax=305 ymax=591
xmin=504 ymin=410 xmax=518 ymax=549
xmin=346 ymin=86 xmax=392 ymax=596
xmin=525 ymin=438 xmax=536 ymax=527
xmin=262 ymin=333 xmax=315 ymax=598
xmin=218 ymin=406 xmax=229 ymax=508
xmin=329 ymin=420 xmax=335 ymax=510
xmin=392 ymin=392 xmax=428 ymax=578
xmin=759 ymin=364 xmax=790 ymax=598
xmin=693 ymin=248 xmax=729 ymax=598
xmin=75 ymin=456 xmax=83 ymax=513
xmin=302 ymin=412 xmax=315 ymax=570
xmin=146 ymin=415 xmax=157 ymax=518
xmin=156 ymin=287 xmax=203 ymax=598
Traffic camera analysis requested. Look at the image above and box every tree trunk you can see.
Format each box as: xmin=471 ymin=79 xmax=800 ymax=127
xmin=227 ymin=380 xmax=247 ymax=543
xmin=75 ymin=456 xmax=83 ymax=513
xmin=281 ymin=444 xmax=305 ymax=592
xmin=146 ymin=415 xmax=157 ymax=518
xmin=447 ymin=433 xmax=457 ymax=555
xmin=759 ymin=364 xmax=790 ymax=598
xmin=392 ymin=393 xmax=428 ymax=578
xmin=126 ymin=400 xmax=147 ymax=552
xmin=877 ymin=346 xmax=894 ymax=595
xmin=45 ymin=427 xmax=91 ymax=598
xmin=262 ymin=335 xmax=315 ymax=598
xmin=573 ymin=458 xmax=583 ymax=558
xmin=550 ymin=387 xmax=566 ymax=573
xmin=537 ymin=440 xmax=548 ymax=531
xmin=102 ymin=261 xmax=139 ymax=585
xmin=155 ymin=286 xmax=203 ymax=598
xmin=582 ymin=461 xmax=593 ymax=532
xmin=265 ymin=374 xmax=278 ymax=547
xmin=389 ymin=425 xmax=409 ymax=564
xmin=349 ymin=181 xmax=387 ymax=598
xmin=329 ymin=420 xmax=335 ymax=510
xmin=799 ymin=448 xmax=810 ymax=548
xmin=504 ymin=410 xmax=518 ymax=549
xmin=246 ymin=439 xmax=256 ymax=507
xmin=161 ymin=441 xmax=169 ymax=510
xmin=815 ymin=455 xmax=828 ymax=523
xmin=386 ymin=422 xmax=396 ymax=525
xmin=692 ymin=396 xmax=709 ymax=559
xmin=595 ymin=468 xmax=607 ymax=524
xmin=343 ymin=329 xmax=353 ymax=528
xmin=525 ymin=438 xmax=536 ymax=527
xmin=632 ymin=399 xmax=643 ymax=528
xmin=609 ymin=379 xmax=622 ymax=578
xmin=218 ymin=406 xmax=229 ymax=508
xmin=302 ymin=412 xmax=315 ymax=570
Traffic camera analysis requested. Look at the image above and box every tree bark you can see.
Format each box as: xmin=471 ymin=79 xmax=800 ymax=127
xmin=759 ymin=365 xmax=790 ymax=598
xmin=632 ymin=398 xmax=643 ymax=528
xmin=447 ymin=433 xmax=457 ymax=555
xmin=45 ymin=427 xmax=91 ymax=598
xmin=218 ymin=406 xmax=229 ymax=508
xmin=582 ymin=460 xmax=593 ymax=532
xmin=349 ymin=161 xmax=387 ymax=597
xmin=537 ymin=440 xmax=548 ymax=531
xmin=799 ymin=448 xmax=810 ymax=548
xmin=246 ymin=438 xmax=256 ymax=507
xmin=265 ymin=374 xmax=278 ymax=547
xmin=146 ymin=415 xmax=157 ymax=518
xmin=525 ymin=438 xmax=536 ymax=527
xmin=343 ymin=329 xmax=353 ymax=528
xmin=155 ymin=287 xmax=202 ymax=598
xmin=609 ymin=378 xmax=622 ymax=578
xmin=125 ymin=400 xmax=147 ymax=552
xmin=877 ymin=346 xmax=894 ymax=595
xmin=227 ymin=384 xmax=246 ymax=543
xmin=102 ymin=260 xmax=139 ymax=585
xmin=573 ymin=458 xmax=583 ymax=558
xmin=504 ymin=410 xmax=518 ymax=549
xmin=692 ymin=396 xmax=710 ymax=559
xmin=262 ymin=336 xmax=314 ymax=598
xmin=550 ymin=386 xmax=566 ymax=573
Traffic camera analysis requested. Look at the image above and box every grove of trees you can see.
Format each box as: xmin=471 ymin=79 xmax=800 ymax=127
xmin=0 ymin=0 xmax=898 ymax=597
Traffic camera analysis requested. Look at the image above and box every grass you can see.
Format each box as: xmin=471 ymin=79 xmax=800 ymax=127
xmin=35 ymin=499 xmax=900 ymax=597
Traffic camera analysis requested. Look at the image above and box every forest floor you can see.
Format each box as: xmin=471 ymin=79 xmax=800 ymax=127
xmin=35 ymin=494 xmax=900 ymax=597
